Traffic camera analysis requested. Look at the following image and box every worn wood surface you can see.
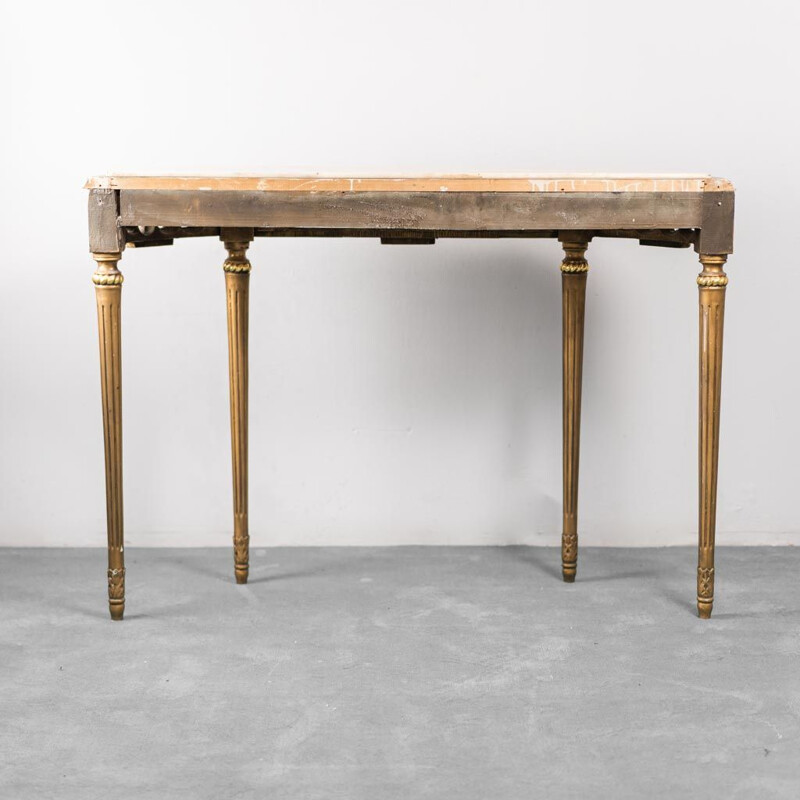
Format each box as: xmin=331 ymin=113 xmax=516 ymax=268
xmin=699 ymin=189 xmax=736 ymax=254
xmin=90 ymin=174 xmax=734 ymax=252
xmin=88 ymin=189 xmax=122 ymax=253
xmin=118 ymin=190 xmax=707 ymax=232
xmin=87 ymin=174 xmax=732 ymax=193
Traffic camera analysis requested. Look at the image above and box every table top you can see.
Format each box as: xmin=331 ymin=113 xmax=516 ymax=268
xmin=86 ymin=173 xmax=735 ymax=255
xmin=85 ymin=174 xmax=733 ymax=193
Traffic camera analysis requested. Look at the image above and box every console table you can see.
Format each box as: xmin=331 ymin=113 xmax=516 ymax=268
xmin=85 ymin=174 xmax=735 ymax=620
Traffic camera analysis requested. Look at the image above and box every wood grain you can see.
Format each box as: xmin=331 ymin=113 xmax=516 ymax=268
xmin=88 ymin=189 xmax=122 ymax=253
xmin=119 ymin=190 xmax=706 ymax=232
xmin=87 ymin=174 xmax=732 ymax=193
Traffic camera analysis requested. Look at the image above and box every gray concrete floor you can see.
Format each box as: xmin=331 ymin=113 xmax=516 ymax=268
xmin=1 ymin=546 xmax=799 ymax=799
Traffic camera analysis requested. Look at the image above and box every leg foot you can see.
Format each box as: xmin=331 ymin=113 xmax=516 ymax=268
xmin=697 ymin=600 xmax=713 ymax=619
xmin=108 ymin=566 xmax=125 ymax=619
xmin=234 ymin=527 xmax=249 ymax=584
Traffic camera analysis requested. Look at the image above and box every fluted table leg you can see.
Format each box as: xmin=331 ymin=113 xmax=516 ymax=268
xmin=560 ymin=239 xmax=589 ymax=583
xmin=223 ymin=232 xmax=253 ymax=584
xmin=697 ymin=254 xmax=728 ymax=618
xmin=93 ymin=253 xmax=125 ymax=620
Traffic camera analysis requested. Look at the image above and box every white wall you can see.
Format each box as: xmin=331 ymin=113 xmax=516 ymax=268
xmin=1 ymin=0 xmax=798 ymax=548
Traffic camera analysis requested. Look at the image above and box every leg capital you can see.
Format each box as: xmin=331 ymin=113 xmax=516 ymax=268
xmin=92 ymin=253 xmax=124 ymax=286
xmin=560 ymin=241 xmax=589 ymax=273
xmin=698 ymin=254 xmax=728 ymax=288
xmin=222 ymin=231 xmax=254 ymax=274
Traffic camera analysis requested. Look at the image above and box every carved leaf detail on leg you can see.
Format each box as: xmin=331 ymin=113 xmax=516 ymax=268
xmin=562 ymin=532 xmax=578 ymax=563
xmin=107 ymin=567 xmax=125 ymax=601
xmin=234 ymin=533 xmax=250 ymax=570
xmin=697 ymin=566 xmax=714 ymax=599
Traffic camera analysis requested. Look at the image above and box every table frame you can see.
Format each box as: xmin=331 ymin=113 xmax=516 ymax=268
xmin=87 ymin=178 xmax=734 ymax=620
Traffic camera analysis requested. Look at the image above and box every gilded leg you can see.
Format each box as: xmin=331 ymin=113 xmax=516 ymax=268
xmin=93 ymin=253 xmax=125 ymax=620
xmin=223 ymin=234 xmax=252 ymax=584
xmin=560 ymin=240 xmax=589 ymax=582
xmin=697 ymin=254 xmax=727 ymax=618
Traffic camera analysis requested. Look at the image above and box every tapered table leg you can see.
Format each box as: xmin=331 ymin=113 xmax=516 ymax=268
xmin=223 ymin=233 xmax=253 ymax=584
xmin=93 ymin=253 xmax=125 ymax=620
xmin=560 ymin=239 xmax=589 ymax=582
xmin=697 ymin=254 xmax=728 ymax=618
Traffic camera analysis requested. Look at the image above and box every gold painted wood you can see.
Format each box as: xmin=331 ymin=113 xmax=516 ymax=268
xmin=697 ymin=254 xmax=728 ymax=618
xmin=223 ymin=233 xmax=253 ymax=584
xmin=560 ymin=240 xmax=589 ymax=582
xmin=93 ymin=253 xmax=125 ymax=620
xmin=86 ymin=174 xmax=732 ymax=193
